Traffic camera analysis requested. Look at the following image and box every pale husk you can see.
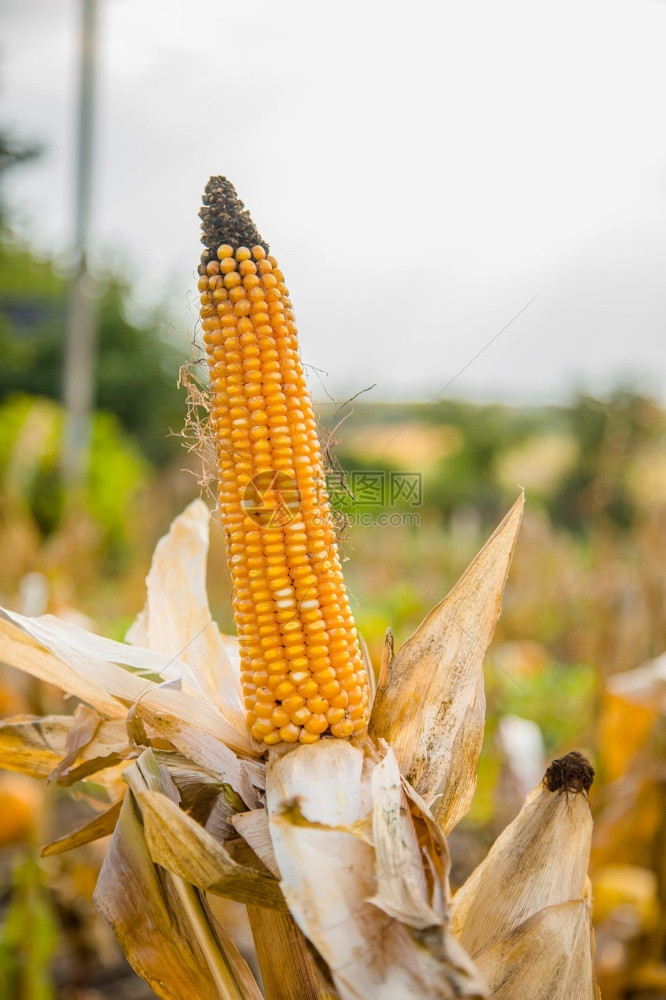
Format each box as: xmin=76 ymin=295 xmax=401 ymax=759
xmin=368 ymin=740 xmax=445 ymax=928
xmin=129 ymin=499 xmax=247 ymax=738
xmin=369 ymin=493 xmax=524 ymax=833
xmin=451 ymin=779 xmax=592 ymax=956
xmin=474 ymin=900 xmax=597 ymax=1000
xmin=0 ymin=612 xmax=128 ymax=717
xmin=266 ymin=739 xmax=488 ymax=1000
xmin=451 ymin=765 xmax=598 ymax=999
xmin=232 ymin=809 xmax=280 ymax=877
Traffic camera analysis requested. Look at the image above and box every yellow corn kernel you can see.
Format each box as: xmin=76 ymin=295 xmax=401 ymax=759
xmin=199 ymin=176 xmax=371 ymax=746
xmin=299 ymin=730 xmax=320 ymax=744
xmin=279 ymin=723 xmax=301 ymax=743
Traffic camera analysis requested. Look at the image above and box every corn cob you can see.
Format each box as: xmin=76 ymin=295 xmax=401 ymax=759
xmin=198 ymin=177 xmax=370 ymax=747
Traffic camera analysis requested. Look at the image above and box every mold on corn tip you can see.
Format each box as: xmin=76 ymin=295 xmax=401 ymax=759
xmin=544 ymin=751 xmax=595 ymax=794
xmin=199 ymin=176 xmax=268 ymax=269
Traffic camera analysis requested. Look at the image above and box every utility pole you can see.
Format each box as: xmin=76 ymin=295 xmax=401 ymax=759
xmin=63 ymin=0 xmax=99 ymax=487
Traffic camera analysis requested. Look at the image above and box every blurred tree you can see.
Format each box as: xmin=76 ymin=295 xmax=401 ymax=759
xmin=554 ymin=390 xmax=664 ymax=532
xmin=0 ymin=127 xmax=40 ymax=226
xmin=0 ymin=393 xmax=147 ymax=545
xmin=424 ymin=401 xmax=535 ymax=523
xmin=334 ymin=392 xmax=666 ymax=534
xmin=0 ymin=122 xmax=189 ymax=465
xmin=0 ymin=245 xmax=188 ymax=465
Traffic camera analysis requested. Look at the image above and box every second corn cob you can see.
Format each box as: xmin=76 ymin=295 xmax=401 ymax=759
xmin=198 ymin=177 xmax=370 ymax=747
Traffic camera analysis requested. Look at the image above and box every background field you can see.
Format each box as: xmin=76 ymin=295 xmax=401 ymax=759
xmin=2 ymin=2 xmax=666 ymax=991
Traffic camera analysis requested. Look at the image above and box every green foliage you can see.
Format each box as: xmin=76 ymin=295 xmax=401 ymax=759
xmin=553 ymin=390 xmax=665 ymax=531
xmin=0 ymin=241 xmax=188 ymax=465
xmin=0 ymin=854 xmax=58 ymax=1000
xmin=487 ymin=659 xmax=598 ymax=753
xmin=336 ymin=391 xmax=666 ymax=533
xmin=0 ymin=393 xmax=147 ymax=549
xmin=423 ymin=400 xmax=536 ymax=520
xmin=0 ymin=124 xmax=40 ymax=231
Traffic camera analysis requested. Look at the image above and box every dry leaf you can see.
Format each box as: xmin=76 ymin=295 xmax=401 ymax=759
xmin=2 ymin=607 xmax=200 ymax=693
xmin=137 ymin=684 xmax=254 ymax=757
xmin=0 ymin=712 xmax=131 ymax=786
xmin=0 ymin=714 xmax=71 ymax=777
xmin=378 ymin=627 xmax=394 ymax=690
xmin=138 ymin=787 xmax=288 ymax=912
xmin=41 ymin=797 xmax=123 ymax=856
xmin=96 ymin=750 xmax=262 ymax=1000
xmin=96 ymin=792 xmax=260 ymax=1000
xmin=133 ymin=691 xmax=258 ymax=787
xmin=134 ymin=499 xmax=247 ymax=739
xmin=0 ymin=613 xmax=126 ymax=717
xmin=151 ymin=752 xmax=241 ymax=817
xmin=0 ymin=607 xmax=208 ymax=714
xmin=370 ymin=493 xmax=524 ymax=834
xmin=0 ymin=607 xmax=254 ymax=763
xmin=48 ymin=704 xmax=103 ymax=781
xmin=52 ymin=718 xmax=134 ymax=786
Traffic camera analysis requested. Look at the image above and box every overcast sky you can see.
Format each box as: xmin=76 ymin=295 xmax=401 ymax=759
xmin=1 ymin=0 xmax=666 ymax=404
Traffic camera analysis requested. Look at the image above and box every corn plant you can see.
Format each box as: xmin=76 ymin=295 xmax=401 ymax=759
xmin=0 ymin=178 xmax=599 ymax=999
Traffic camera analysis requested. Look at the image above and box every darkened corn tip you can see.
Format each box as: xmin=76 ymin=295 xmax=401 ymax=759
xmin=544 ymin=751 xmax=595 ymax=794
xmin=199 ymin=176 xmax=268 ymax=271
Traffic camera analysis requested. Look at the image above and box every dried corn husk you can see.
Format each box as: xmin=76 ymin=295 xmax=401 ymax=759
xmin=266 ymin=738 xmax=487 ymax=1000
xmin=452 ymin=752 xmax=599 ymax=999
xmin=138 ymin=785 xmax=288 ymax=912
xmin=41 ymin=797 xmax=124 ymax=856
xmin=0 ymin=711 xmax=131 ymax=790
xmin=95 ymin=750 xmax=263 ymax=1000
xmin=0 ymin=714 xmax=75 ymax=777
xmin=129 ymin=499 xmax=246 ymax=736
xmin=370 ymin=493 xmax=524 ymax=833
xmin=245 ymin=907 xmax=338 ymax=1000
xmin=0 ymin=494 xmax=600 ymax=1000
xmin=475 ymin=900 xmax=596 ymax=1000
